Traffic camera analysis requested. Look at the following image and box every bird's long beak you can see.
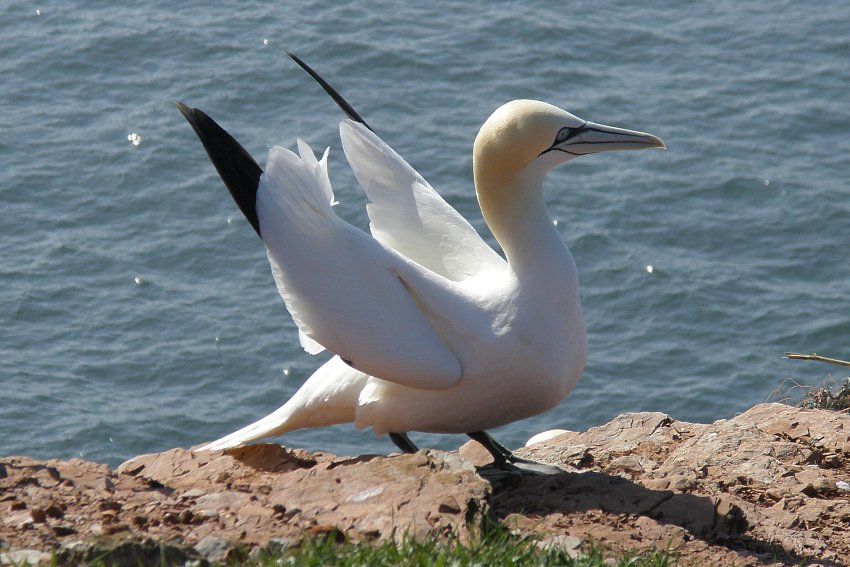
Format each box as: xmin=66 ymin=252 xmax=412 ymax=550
xmin=555 ymin=122 xmax=665 ymax=155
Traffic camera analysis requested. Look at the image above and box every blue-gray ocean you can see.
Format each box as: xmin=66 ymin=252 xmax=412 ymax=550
xmin=2 ymin=2 xmax=849 ymax=467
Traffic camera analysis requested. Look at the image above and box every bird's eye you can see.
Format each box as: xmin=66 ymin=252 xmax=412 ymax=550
xmin=555 ymin=127 xmax=572 ymax=143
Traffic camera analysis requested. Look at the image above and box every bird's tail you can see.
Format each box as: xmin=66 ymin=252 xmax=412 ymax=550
xmin=195 ymin=356 xmax=369 ymax=452
xmin=194 ymin=399 xmax=299 ymax=452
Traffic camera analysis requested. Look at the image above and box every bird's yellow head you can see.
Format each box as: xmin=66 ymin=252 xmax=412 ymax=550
xmin=473 ymin=99 xmax=665 ymax=188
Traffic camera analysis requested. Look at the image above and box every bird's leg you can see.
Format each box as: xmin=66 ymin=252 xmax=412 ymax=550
xmin=467 ymin=430 xmax=539 ymax=464
xmin=389 ymin=432 xmax=419 ymax=454
xmin=467 ymin=430 xmax=511 ymax=464
xmin=467 ymin=430 xmax=564 ymax=480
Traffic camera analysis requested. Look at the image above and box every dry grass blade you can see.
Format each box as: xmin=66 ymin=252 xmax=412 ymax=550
xmin=797 ymin=376 xmax=850 ymax=413
xmin=784 ymin=352 xmax=850 ymax=368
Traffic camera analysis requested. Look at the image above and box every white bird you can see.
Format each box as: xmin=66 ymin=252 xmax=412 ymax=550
xmin=179 ymin=54 xmax=664 ymax=477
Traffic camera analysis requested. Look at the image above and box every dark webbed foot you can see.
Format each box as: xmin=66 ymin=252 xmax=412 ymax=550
xmin=467 ymin=430 xmax=565 ymax=481
xmin=389 ymin=430 xmax=564 ymax=481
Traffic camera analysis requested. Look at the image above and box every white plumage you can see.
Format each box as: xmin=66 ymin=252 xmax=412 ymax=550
xmin=185 ymin=91 xmax=663 ymax=455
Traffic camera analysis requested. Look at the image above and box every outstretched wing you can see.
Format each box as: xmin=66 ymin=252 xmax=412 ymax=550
xmin=285 ymin=53 xmax=504 ymax=281
xmin=179 ymin=103 xmax=461 ymax=388
xmin=340 ymin=120 xmax=506 ymax=281
xmin=255 ymin=140 xmax=461 ymax=390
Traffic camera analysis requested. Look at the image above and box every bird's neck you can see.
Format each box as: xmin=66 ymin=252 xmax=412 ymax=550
xmin=475 ymin=164 xmax=575 ymax=284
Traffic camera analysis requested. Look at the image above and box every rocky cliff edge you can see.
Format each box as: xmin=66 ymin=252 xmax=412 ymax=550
xmin=2 ymin=403 xmax=849 ymax=566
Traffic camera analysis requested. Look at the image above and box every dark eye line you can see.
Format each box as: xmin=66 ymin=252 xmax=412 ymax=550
xmin=558 ymin=121 xmax=589 ymax=143
xmin=539 ymin=122 xmax=589 ymax=157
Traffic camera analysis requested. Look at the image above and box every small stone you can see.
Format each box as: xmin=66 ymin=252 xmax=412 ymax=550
xmin=669 ymin=475 xmax=694 ymax=492
xmin=60 ymin=540 xmax=90 ymax=555
xmin=0 ymin=549 xmax=52 ymax=566
xmin=766 ymin=487 xmax=785 ymax=501
xmin=642 ymin=478 xmax=670 ymax=491
xmin=130 ymin=515 xmax=148 ymax=528
xmin=794 ymin=468 xmax=831 ymax=498
xmin=52 ymin=524 xmax=77 ymax=536
xmin=652 ymin=494 xmax=715 ymax=535
xmin=182 ymin=488 xmax=206 ymax=499
xmin=267 ymin=537 xmax=297 ymax=551
xmin=251 ymin=537 xmax=297 ymax=559
xmin=760 ymin=419 xmax=792 ymax=437
xmin=714 ymin=498 xmax=747 ymax=536
xmin=538 ymin=534 xmax=583 ymax=558
xmin=29 ymin=507 xmax=47 ymax=523
xmin=609 ymin=455 xmax=644 ymax=474
xmin=119 ymin=462 xmax=146 ymax=476
xmin=821 ymin=453 xmax=841 ymax=468
xmin=101 ymin=522 xmax=126 ymax=535
xmin=43 ymin=504 xmax=64 ymax=518
xmin=781 ymin=514 xmax=799 ymax=529
xmin=195 ymin=535 xmax=233 ymax=563
xmin=99 ymin=500 xmax=121 ymax=512
xmin=196 ymin=509 xmax=219 ymax=520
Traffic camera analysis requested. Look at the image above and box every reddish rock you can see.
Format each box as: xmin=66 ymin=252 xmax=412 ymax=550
xmin=496 ymin=403 xmax=850 ymax=564
xmin=1 ymin=403 xmax=849 ymax=566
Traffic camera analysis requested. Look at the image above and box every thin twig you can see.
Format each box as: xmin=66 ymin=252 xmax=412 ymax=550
xmin=784 ymin=352 xmax=850 ymax=368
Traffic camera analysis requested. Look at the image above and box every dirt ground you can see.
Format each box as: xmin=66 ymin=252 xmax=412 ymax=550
xmin=1 ymin=403 xmax=848 ymax=566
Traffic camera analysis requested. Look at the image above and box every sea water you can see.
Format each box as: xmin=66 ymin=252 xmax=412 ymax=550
xmin=1 ymin=1 xmax=849 ymax=466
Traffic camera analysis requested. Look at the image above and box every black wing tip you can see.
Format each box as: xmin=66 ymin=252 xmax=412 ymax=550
xmin=175 ymin=101 xmax=203 ymax=122
xmin=176 ymin=102 xmax=211 ymax=142
xmin=176 ymin=102 xmax=263 ymax=237
xmin=286 ymin=51 xmax=374 ymax=132
xmin=178 ymin=52 xmax=371 ymax=238
xmin=175 ymin=101 xmax=193 ymax=125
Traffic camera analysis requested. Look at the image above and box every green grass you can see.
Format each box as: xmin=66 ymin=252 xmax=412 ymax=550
xmin=3 ymin=520 xmax=682 ymax=566
xmin=9 ymin=522 xmax=678 ymax=566
xmin=0 ymin=536 xmax=683 ymax=567
xmin=247 ymin=529 xmax=678 ymax=567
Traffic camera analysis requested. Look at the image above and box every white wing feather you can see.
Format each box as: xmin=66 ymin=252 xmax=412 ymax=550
xmin=339 ymin=120 xmax=505 ymax=281
xmin=256 ymin=141 xmax=461 ymax=390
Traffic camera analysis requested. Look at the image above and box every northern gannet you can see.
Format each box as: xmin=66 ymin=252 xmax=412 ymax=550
xmin=179 ymin=54 xmax=664 ymax=477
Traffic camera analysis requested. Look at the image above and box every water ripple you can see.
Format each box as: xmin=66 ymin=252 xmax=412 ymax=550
xmin=2 ymin=0 xmax=849 ymax=465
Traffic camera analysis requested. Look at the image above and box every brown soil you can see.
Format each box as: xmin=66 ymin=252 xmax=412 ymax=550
xmin=1 ymin=403 xmax=849 ymax=566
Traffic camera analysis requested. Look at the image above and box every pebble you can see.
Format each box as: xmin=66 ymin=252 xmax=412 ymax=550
xmin=195 ymin=536 xmax=233 ymax=563
xmin=537 ymin=535 xmax=583 ymax=558
xmin=0 ymin=549 xmax=52 ymax=566
xmin=182 ymin=488 xmax=206 ymax=499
